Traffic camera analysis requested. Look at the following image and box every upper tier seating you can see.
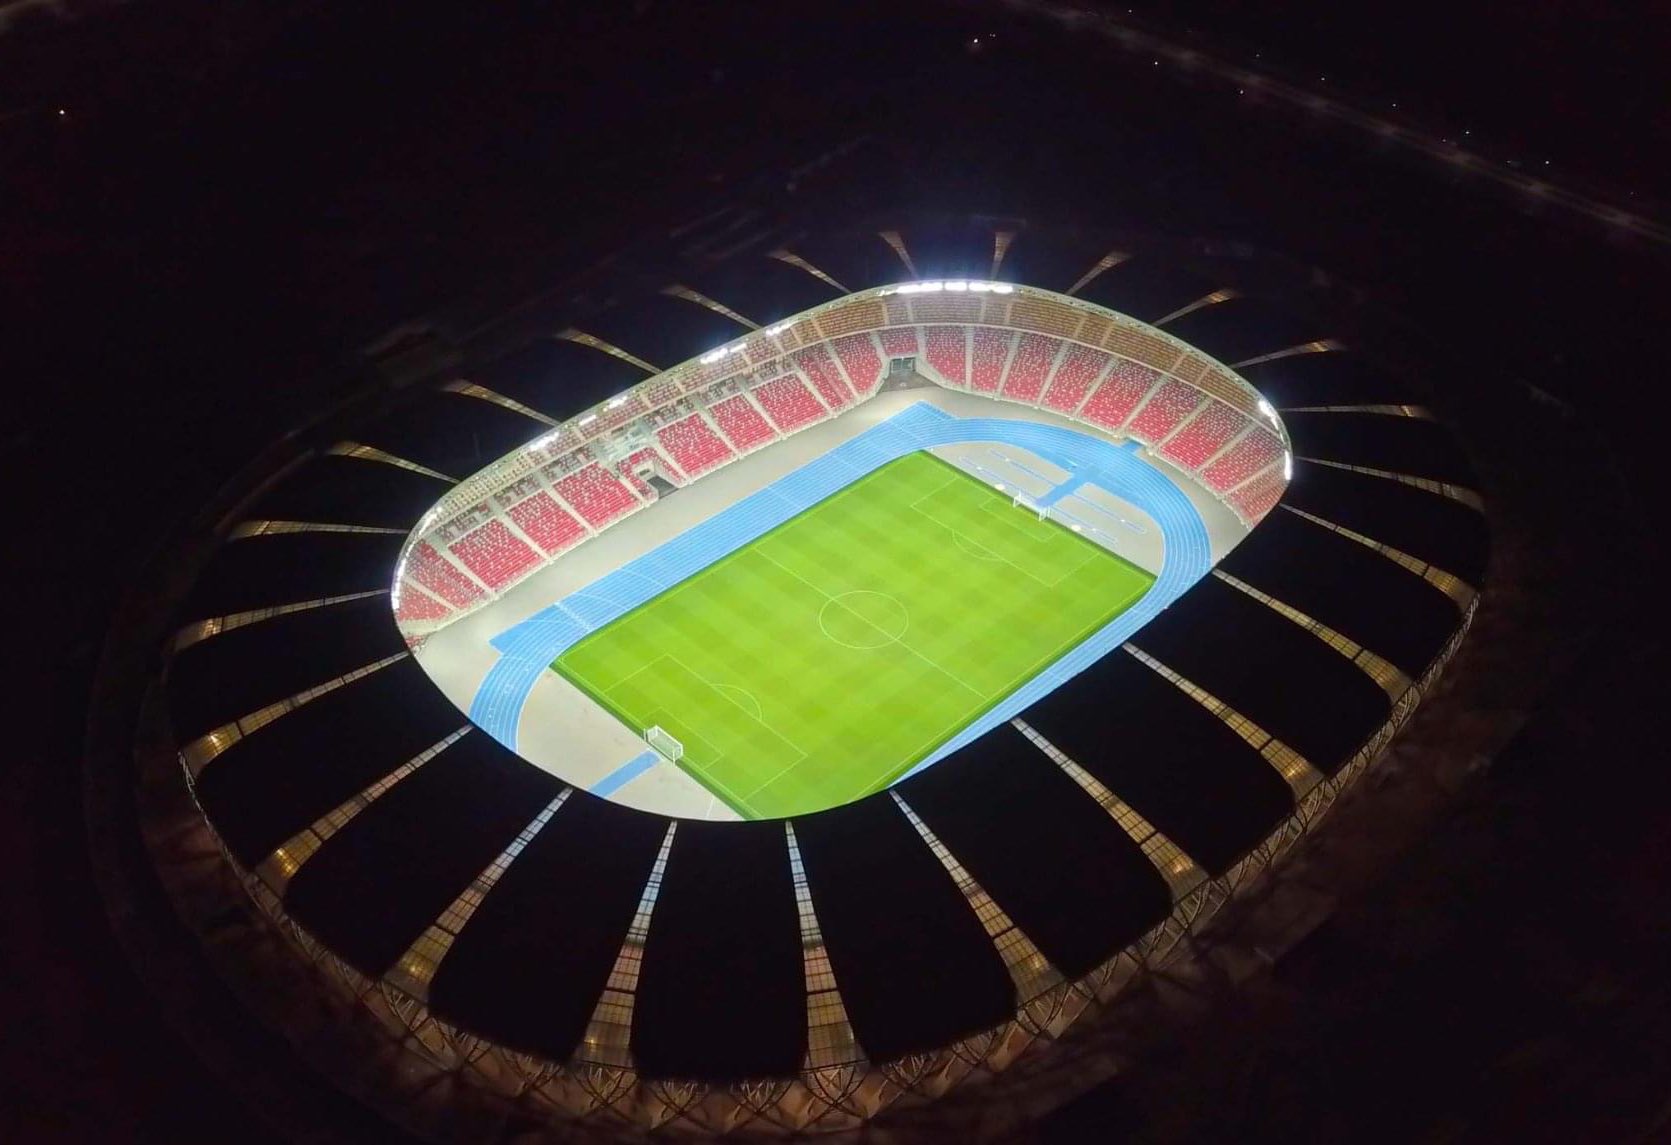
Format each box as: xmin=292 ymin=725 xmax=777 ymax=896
xmin=1128 ymin=378 xmax=1204 ymax=444
xmin=1227 ymin=466 xmax=1287 ymax=522
xmin=395 ymin=581 xmax=453 ymax=624
xmin=1202 ymin=426 xmax=1285 ymax=493
xmin=970 ymin=328 xmax=1016 ymax=394
xmin=831 ymin=334 xmax=884 ymax=396
xmin=708 ymin=394 xmax=778 ymax=452
xmin=408 ymin=541 xmax=484 ymax=609
xmin=656 ymin=413 xmax=735 ymax=478
xmin=752 ymin=374 xmax=828 ymax=433
xmin=999 ymin=333 xmax=1063 ymax=404
xmin=922 ymin=325 xmax=968 ymax=386
xmin=1079 ymin=359 xmax=1160 ymax=430
xmin=793 ymin=345 xmax=854 ymax=411
xmin=1040 ymin=344 xmax=1111 ymax=414
xmin=450 ymin=519 xmax=542 ymax=591
xmin=506 ymin=492 xmax=587 ymax=555
xmin=1159 ymin=398 xmax=1252 ymax=471
xmin=554 ymin=463 xmax=641 ymax=529
xmin=878 ymin=327 xmax=920 ymax=358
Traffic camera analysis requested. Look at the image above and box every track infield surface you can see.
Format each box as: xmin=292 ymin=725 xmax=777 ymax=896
xmin=552 ymin=451 xmax=1153 ymax=818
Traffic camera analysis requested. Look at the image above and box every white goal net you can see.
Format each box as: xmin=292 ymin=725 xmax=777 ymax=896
xmin=1012 ymin=491 xmax=1048 ymax=520
xmin=645 ymin=725 xmax=684 ymax=762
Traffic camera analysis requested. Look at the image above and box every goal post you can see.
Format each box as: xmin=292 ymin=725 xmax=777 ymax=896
xmin=645 ymin=725 xmax=684 ymax=762
xmin=1012 ymin=491 xmax=1048 ymax=521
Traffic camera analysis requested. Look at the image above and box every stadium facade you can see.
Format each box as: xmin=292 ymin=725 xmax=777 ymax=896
xmin=145 ymin=220 xmax=1486 ymax=1137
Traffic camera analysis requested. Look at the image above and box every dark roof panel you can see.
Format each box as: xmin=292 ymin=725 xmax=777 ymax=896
xmin=897 ymin=724 xmax=1172 ymax=976
xmin=583 ymin=294 xmax=749 ymax=372
xmin=900 ymin=220 xmax=998 ymax=282
xmin=1241 ymin=352 xmax=1415 ymax=407
xmin=793 ymin=796 xmax=1015 ymax=1062
xmin=428 ymin=795 xmax=668 ymax=1063
xmin=355 ymin=390 xmax=545 ymax=478
xmin=193 ymin=658 xmax=466 ymax=867
xmin=245 ymin=453 xmax=449 ymax=530
xmin=686 ymin=256 xmax=842 ymax=325
xmin=784 ymin=232 xmax=906 ymax=293
xmin=282 ymin=734 xmax=562 ymax=977
xmin=1130 ymin=575 xmax=1391 ymax=774
xmin=168 ymin=594 xmax=405 ymax=741
xmin=477 ymin=336 xmax=655 ymax=422
xmin=996 ymin=230 xmax=1098 ymax=294
xmin=1020 ymin=651 xmax=1294 ymax=875
xmin=1074 ymin=257 xmax=1220 ymax=324
xmin=634 ymin=821 xmax=804 ymax=1080
xmin=1283 ymin=461 xmax=1489 ymax=584
xmin=1161 ymin=296 xmax=1325 ymax=366
xmin=1285 ymin=411 xmax=1477 ymax=487
xmin=1222 ymin=508 xmax=1461 ymax=679
xmin=180 ymin=532 xmax=401 ymax=622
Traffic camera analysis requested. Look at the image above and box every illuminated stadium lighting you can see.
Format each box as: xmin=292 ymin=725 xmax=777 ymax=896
xmin=607 ymin=396 xmax=628 ymax=409
xmin=764 ymin=321 xmax=793 ymax=336
xmin=699 ymin=342 xmax=748 ymax=364
xmin=1283 ymin=450 xmax=1294 ymax=479
xmin=1258 ymin=397 xmax=1276 ymax=420
xmin=879 ymin=280 xmax=1013 ymax=297
xmin=578 ymin=414 xmax=598 ymax=426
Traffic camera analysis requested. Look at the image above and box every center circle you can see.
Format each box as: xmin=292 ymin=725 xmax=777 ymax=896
xmin=818 ymin=590 xmax=910 ymax=649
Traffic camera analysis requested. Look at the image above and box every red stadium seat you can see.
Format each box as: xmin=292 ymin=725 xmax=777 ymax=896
xmin=1040 ymin=344 xmax=1111 ymax=415
xmin=793 ymin=345 xmax=854 ymax=411
xmin=751 ymin=375 xmax=828 ymax=433
xmin=970 ymin=328 xmax=1015 ymax=394
xmin=1079 ymin=359 xmax=1159 ymax=430
xmin=506 ymin=492 xmax=588 ymax=555
xmin=1128 ymin=379 xmax=1203 ymax=444
xmin=656 ymin=413 xmax=736 ymax=478
xmin=999 ymin=333 xmax=1062 ymax=404
xmin=554 ymin=463 xmax=642 ymax=528
xmin=830 ymin=334 xmax=884 ymax=396
xmin=922 ymin=325 xmax=968 ymax=386
xmin=1227 ymin=465 xmax=1287 ymax=523
xmin=450 ymin=519 xmax=542 ymax=591
xmin=1159 ymin=399 xmax=1252 ymax=471
xmin=1202 ymin=425 xmax=1285 ymax=493
xmin=877 ymin=327 xmax=920 ymax=358
xmin=708 ymin=394 xmax=778 ymax=452
xmin=407 ymin=540 xmax=484 ymax=608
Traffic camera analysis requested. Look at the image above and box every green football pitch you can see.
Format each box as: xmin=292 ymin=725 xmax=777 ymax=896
xmin=552 ymin=451 xmax=1154 ymax=818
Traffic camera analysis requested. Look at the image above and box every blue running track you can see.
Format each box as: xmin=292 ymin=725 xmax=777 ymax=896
xmin=469 ymin=402 xmax=1212 ymax=783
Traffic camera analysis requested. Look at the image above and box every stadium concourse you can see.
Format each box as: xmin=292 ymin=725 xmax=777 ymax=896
xmin=151 ymin=220 xmax=1486 ymax=1135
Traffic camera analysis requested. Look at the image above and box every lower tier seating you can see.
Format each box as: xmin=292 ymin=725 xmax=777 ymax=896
xmin=554 ymin=463 xmax=641 ymax=528
xmin=922 ymin=325 xmax=968 ymax=385
xmin=999 ymin=333 xmax=1062 ymax=404
xmin=970 ymin=328 xmax=1015 ymax=393
xmin=1080 ymin=360 xmax=1160 ymax=430
xmin=708 ymin=394 xmax=778 ymax=451
xmin=1041 ymin=344 xmax=1111 ymax=414
xmin=1227 ymin=466 xmax=1287 ymax=522
xmin=1202 ymin=426 xmax=1285 ymax=492
xmin=408 ymin=541 xmax=484 ymax=609
xmin=656 ymin=413 xmax=735 ymax=477
xmin=1159 ymin=399 xmax=1252 ymax=470
xmin=831 ymin=333 xmax=884 ymax=396
xmin=395 ymin=581 xmax=453 ymax=624
xmin=878 ymin=327 xmax=920 ymax=358
xmin=793 ymin=345 xmax=854 ymax=410
xmin=506 ymin=492 xmax=587 ymax=555
xmin=450 ymin=519 xmax=542 ymax=591
xmin=1128 ymin=379 xmax=1203 ymax=443
xmin=752 ymin=374 xmax=828 ymax=433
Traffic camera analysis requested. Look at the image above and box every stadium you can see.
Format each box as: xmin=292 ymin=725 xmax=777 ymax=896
xmin=141 ymin=220 xmax=1485 ymax=1136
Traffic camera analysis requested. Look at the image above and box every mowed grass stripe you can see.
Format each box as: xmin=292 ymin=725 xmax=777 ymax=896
xmin=553 ymin=451 xmax=1155 ymax=818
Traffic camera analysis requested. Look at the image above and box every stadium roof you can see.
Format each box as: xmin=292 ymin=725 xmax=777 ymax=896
xmin=163 ymin=220 xmax=1485 ymax=1081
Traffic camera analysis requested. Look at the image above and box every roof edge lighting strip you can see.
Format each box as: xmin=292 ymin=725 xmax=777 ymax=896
xmin=328 ymin=442 xmax=456 ymax=483
xmin=443 ymin=380 xmax=561 ymax=427
xmin=1229 ymin=339 xmax=1342 ymax=369
xmin=766 ymin=249 xmax=848 ymax=293
xmin=556 ymin=329 xmax=659 ymax=375
xmin=785 ymin=822 xmax=865 ymax=1070
xmin=1011 ymin=718 xmax=1206 ymax=898
xmin=1280 ymin=503 xmax=1477 ymax=606
xmin=384 ymin=789 xmax=571 ymax=999
xmin=877 ymin=230 xmax=919 ymax=278
xmin=661 ymin=284 xmax=761 ymax=330
xmin=1065 ymin=249 xmax=1130 ymax=296
xmin=178 ymin=653 xmax=409 ymax=779
xmin=1153 ymin=288 xmax=1238 ymax=328
xmin=891 ymin=790 xmax=1064 ymax=1003
xmin=1281 ymin=403 xmax=1434 ymax=419
xmin=1299 ymin=455 xmax=1485 ymax=510
xmin=1122 ymin=643 xmax=1325 ymax=796
xmin=575 ymin=821 xmax=678 ymax=1069
xmin=230 ymin=520 xmax=407 ymax=539
xmin=254 ymin=726 xmax=470 ymax=892
xmin=1211 ymin=569 xmax=1414 ymax=699
xmin=173 ymin=590 xmax=386 ymax=651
